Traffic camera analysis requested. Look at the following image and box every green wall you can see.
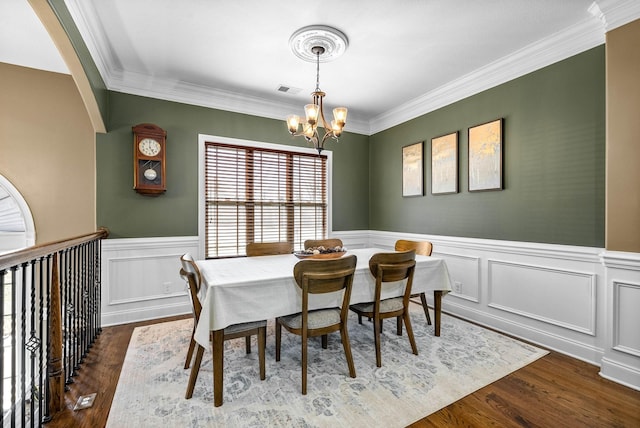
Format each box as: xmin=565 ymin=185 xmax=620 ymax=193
xmin=97 ymin=47 xmax=605 ymax=247
xmin=97 ymin=93 xmax=370 ymax=238
xmin=369 ymin=46 xmax=605 ymax=247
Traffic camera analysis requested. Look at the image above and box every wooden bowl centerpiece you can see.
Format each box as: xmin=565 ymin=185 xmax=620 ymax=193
xmin=293 ymin=245 xmax=347 ymax=259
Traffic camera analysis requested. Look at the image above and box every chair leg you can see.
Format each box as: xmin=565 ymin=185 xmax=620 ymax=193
xmin=258 ymin=327 xmax=266 ymax=380
xmin=301 ymin=330 xmax=308 ymax=395
xmin=184 ymin=335 xmax=196 ymax=369
xmin=322 ymin=334 xmax=328 ymax=349
xmin=185 ymin=344 xmax=205 ymax=399
xmin=420 ymin=292 xmax=432 ymax=325
xmin=374 ymin=315 xmax=382 ymax=367
xmin=396 ymin=316 xmax=403 ymax=336
xmin=275 ymin=319 xmax=282 ymax=362
xmin=340 ymin=324 xmax=356 ymax=378
xmin=357 ymin=314 xmax=363 ymax=324
xmin=403 ymin=310 xmax=418 ymax=355
xmin=245 ymin=336 xmax=252 ymax=354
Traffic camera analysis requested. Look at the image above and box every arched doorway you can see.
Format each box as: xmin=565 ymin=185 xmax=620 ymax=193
xmin=0 ymin=175 xmax=36 ymax=253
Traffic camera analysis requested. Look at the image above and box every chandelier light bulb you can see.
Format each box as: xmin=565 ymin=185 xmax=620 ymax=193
xmin=303 ymin=122 xmax=315 ymax=139
xmin=286 ymin=115 xmax=300 ymax=134
xmin=304 ymin=104 xmax=319 ymax=125
xmin=333 ymin=107 xmax=347 ymax=126
xmin=331 ymin=120 xmax=342 ymax=137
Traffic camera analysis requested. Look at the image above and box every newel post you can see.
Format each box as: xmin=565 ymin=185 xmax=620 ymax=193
xmin=48 ymin=252 xmax=65 ymax=413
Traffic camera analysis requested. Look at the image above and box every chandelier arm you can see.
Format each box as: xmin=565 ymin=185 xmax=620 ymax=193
xmin=317 ymin=92 xmax=331 ymax=131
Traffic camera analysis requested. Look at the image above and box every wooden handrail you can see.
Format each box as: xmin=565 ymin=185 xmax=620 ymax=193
xmin=0 ymin=227 xmax=109 ymax=270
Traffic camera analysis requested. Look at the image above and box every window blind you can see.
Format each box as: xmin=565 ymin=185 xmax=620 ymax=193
xmin=204 ymin=141 xmax=327 ymax=258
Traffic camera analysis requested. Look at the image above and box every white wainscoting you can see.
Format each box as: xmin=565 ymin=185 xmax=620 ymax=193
xmin=101 ymin=236 xmax=198 ymax=326
xmin=487 ymin=259 xmax=597 ymax=335
xmin=365 ymin=230 xmax=639 ymax=391
xmin=99 ymin=231 xmax=640 ymax=390
xmin=601 ymin=251 xmax=640 ymax=390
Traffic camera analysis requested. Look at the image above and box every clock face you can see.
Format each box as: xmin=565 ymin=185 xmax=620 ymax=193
xmin=138 ymin=138 xmax=161 ymax=156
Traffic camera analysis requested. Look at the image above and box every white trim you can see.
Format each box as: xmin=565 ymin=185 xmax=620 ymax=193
xmin=99 ymin=232 xmax=640 ymax=390
xmin=66 ymin=0 xmax=640 ymax=136
xmin=0 ymin=175 xmax=36 ymax=249
xmin=487 ymin=259 xmax=597 ymax=335
xmin=197 ymin=134 xmax=333 ymax=258
xmin=368 ymin=17 xmax=605 ymax=134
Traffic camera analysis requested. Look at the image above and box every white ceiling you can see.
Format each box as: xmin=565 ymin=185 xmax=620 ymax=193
xmin=2 ymin=0 xmax=640 ymax=134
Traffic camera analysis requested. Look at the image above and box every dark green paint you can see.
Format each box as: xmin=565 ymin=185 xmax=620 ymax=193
xmin=96 ymin=47 xmax=604 ymax=246
xmin=97 ymin=93 xmax=370 ymax=237
xmin=369 ymin=46 xmax=605 ymax=247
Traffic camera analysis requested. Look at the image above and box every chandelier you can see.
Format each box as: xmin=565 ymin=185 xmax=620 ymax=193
xmin=286 ymin=26 xmax=349 ymax=154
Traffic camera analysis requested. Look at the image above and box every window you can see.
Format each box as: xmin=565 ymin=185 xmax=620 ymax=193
xmin=201 ymin=137 xmax=330 ymax=258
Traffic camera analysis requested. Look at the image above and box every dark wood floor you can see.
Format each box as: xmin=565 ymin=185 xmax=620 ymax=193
xmin=46 ymin=314 xmax=640 ymax=428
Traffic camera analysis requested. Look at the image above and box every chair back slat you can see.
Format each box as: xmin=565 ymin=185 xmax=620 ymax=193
xmin=246 ymin=241 xmax=293 ymax=256
xmin=294 ymin=255 xmax=357 ymax=295
xmin=394 ymin=239 xmax=432 ymax=256
xmin=369 ymin=250 xmax=416 ymax=283
xmin=303 ymin=239 xmax=344 ymax=250
xmin=180 ymin=253 xmax=203 ymax=320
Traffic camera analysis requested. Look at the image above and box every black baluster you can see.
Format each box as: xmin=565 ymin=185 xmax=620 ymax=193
xmin=42 ymin=255 xmax=52 ymax=424
xmin=10 ymin=265 xmax=18 ymax=428
xmin=0 ymin=269 xmax=5 ymax=425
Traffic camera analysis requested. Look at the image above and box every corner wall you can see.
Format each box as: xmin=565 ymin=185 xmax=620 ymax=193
xmin=0 ymin=62 xmax=96 ymax=243
xmin=368 ymin=47 xmax=605 ymax=248
xmin=606 ymin=19 xmax=640 ymax=253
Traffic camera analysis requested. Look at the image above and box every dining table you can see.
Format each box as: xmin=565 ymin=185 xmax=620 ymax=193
xmin=193 ymin=247 xmax=453 ymax=406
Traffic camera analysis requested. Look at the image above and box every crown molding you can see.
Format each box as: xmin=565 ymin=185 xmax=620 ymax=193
xmin=367 ymin=16 xmax=606 ymax=134
xmin=65 ymin=0 xmax=640 ymax=136
xmin=595 ymin=0 xmax=640 ymax=31
xmin=106 ymin=69 xmax=371 ymax=135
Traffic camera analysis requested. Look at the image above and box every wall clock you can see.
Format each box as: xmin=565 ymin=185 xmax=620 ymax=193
xmin=132 ymin=123 xmax=167 ymax=195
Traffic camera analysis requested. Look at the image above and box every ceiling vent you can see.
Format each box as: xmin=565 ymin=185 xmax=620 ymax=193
xmin=277 ymin=84 xmax=301 ymax=94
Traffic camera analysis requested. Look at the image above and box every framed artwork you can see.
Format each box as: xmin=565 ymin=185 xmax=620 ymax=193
xmin=431 ymin=131 xmax=458 ymax=195
xmin=402 ymin=141 xmax=424 ymax=197
xmin=468 ymin=118 xmax=503 ymax=191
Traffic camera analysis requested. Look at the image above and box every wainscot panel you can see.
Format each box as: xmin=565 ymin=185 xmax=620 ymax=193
xmin=365 ymin=230 xmax=633 ymax=389
xmin=101 ymin=236 xmax=198 ymax=326
xmin=487 ymin=260 xmax=596 ymax=335
xmin=98 ymin=231 xmax=640 ymax=390
xmin=601 ymin=251 xmax=640 ymax=391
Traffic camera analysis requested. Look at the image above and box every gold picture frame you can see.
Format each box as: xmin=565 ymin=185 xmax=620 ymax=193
xmin=431 ymin=131 xmax=458 ymax=195
xmin=468 ymin=119 xmax=503 ymax=191
xmin=402 ymin=141 xmax=424 ymax=197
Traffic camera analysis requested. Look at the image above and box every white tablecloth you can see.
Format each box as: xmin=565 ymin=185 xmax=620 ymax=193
xmin=194 ymin=248 xmax=452 ymax=347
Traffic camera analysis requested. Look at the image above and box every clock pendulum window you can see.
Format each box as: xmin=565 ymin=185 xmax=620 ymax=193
xmin=132 ymin=123 xmax=167 ymax=196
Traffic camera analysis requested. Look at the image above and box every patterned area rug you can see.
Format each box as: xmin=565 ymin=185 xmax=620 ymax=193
xmin=107 ymin=310 xmax=547 ymax=427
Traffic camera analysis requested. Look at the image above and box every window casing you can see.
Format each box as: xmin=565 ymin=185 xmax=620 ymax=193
xmin=200 ymin=136 xmax=331 ymax=258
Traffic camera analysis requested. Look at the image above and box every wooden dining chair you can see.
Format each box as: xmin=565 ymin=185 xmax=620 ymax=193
xmin=180 ymin=253 xmax=267 ymax=400
xmin=303 ymin=238 xmax=343 ymax=250
xmin=395 ymin=239 xmax=433 ymax=331
xmin=246 ymin=241 xmax=293 ymax=257
xmin=275 ymin=255 xmax=358 ymax=395
xmin=349 ymin=250 xmax=418 ymax=367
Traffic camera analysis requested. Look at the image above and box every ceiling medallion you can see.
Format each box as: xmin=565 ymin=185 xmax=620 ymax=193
xmin=289 ymin=25 xmax=349 ymax=63
xmin=286 ymin=25 xmax=349 ymax=154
